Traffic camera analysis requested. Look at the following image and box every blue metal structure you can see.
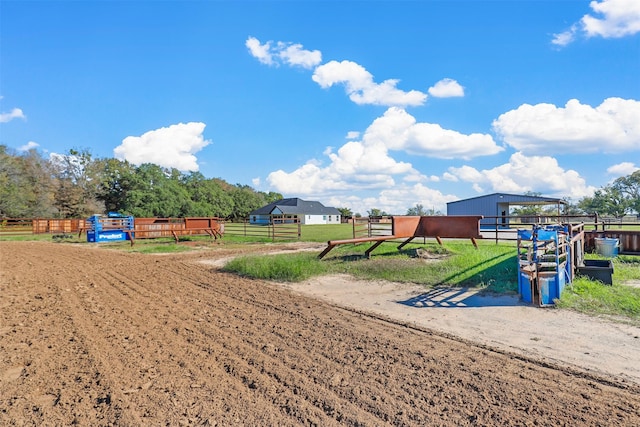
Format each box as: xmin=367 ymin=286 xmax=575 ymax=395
xmin=447 ymin=193 xmax=565 ymax=228
xmin=517 ymin=225 xmax=571 ymax=306
xmin=86 ymin=214 xmax=134 ymax=243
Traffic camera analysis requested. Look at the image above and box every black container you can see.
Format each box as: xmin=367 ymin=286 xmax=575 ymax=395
xmin=576 ymin=259 xmax=614 ymax=285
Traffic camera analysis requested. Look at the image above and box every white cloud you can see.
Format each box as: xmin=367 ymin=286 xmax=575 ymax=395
xmin=582 ymin=0 xmax=640 ymax=38
xmin=114 ymin=122 xmax=211 ymax=171
xmin=366 ymin=107 xmax=503 ymax=159
xmin=607 ymin=162 xmax=638 ymax=176
xmin=428 ymin=78 xmax=464 ymax=98
xmin=17 ymin=141 xmax=39 ymax=151
xmin=246 ymin=36 xmax=321 ymax=69
xmin=312 ymin=60 xmax=427 ymax=107
xmin=245 ymin=37 xmax=274 ymax=66
xmin=442 ymin=172 xmax=458 ymax=182
xmin=492 ymin=98 xmax=640 ymax=155
xmin=266 ymin=107 xmax=502 ymax=197
xmin=267 ymin=142 xmax=410 ymax=196
xmin=276 ymin=42 xmax=322 ymax=69
xmin=0 ymin=107 xmax=26 ymax=123
xmin=552 ymin=25 xmax=579 ymax=46
xmin=552 ymin=0 xmax=640 ymax=45
xmin=447 ymin=152 xmax=597 ymax=198
xmin=346 ymin=131 xmax=360 ymax=140
xmin=248 ymin=37 xmax=463 ymax=108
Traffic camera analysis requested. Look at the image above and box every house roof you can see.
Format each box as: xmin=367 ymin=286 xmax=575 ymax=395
xmin=250 ymin=198 xmax=341 ymax=216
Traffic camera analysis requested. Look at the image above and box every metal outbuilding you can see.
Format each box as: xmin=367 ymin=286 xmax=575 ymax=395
xmin=446 ymin=193 xmax=566 ymax=228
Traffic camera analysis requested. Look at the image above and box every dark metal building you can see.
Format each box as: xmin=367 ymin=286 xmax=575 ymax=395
xmin=446 ymin=193 xmax=566 ymax=228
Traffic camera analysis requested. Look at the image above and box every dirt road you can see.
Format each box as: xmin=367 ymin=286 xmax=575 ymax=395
xmin=1 ymin=241 xmax=639 ymax=426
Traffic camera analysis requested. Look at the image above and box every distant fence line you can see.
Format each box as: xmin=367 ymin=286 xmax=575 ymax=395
xmin=0 ymin=216 xmax=301 ymax=242
xmin=349 ymin=214 xmax=639 ymax=254
xmin=1 ymin=214 xmax=638 ymax=251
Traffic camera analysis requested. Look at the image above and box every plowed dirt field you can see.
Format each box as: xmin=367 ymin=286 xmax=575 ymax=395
xmin=1 ymin=241 xmax=639 ymax=426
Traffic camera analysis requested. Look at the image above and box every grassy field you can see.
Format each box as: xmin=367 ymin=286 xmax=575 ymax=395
xmin=300 ymin=223 xmax=355 ymax=241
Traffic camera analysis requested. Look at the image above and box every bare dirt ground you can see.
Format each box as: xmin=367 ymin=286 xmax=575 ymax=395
xmin=1 ymin=241 xmax=639 ymax=426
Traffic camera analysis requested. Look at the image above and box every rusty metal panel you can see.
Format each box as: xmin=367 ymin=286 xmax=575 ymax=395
xmin=185 ymin=217 xmax=213 ymax=230
xmin=391 ymin=216 xmax=421 ymax=238
xmin=415 ymin=216 xmax=483 ymax=238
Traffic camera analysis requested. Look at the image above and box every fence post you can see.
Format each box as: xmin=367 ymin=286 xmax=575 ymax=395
xmin=352 ymin=218 xmax=356 ymax=239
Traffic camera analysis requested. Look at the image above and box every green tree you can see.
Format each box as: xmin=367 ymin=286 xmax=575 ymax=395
xmin=511 ymin=191 xmax=546 ymax=217
xmin=262 ymin=191 xmax=284 ymax=205
xmin=228 ymin=185 xmax=265 ymax=221
xmin=181 ymin=172 xmax=234 ymax=218
xmin=611 ymin=170 xmax=640 ymax=214
xmin=124 ymin=164 xmax=191 ymax=217
xmin=367 ymin=208 xmax=387 ymax=217
xmin=577 ymin=171 xmax=639 ymax=217
xmin=50 ymin=149 xmax=104 ymax=217
xmin=0 ymin=145 xmax=57 ymax=217
xmin=579 ymin=186 xmax=629 ymax=218
xmin=578 ymin=189 xmax=609 ymax=215
xmin=337 ymin=207 xmax=353 ymax=218
xmin=96 ymin=158 xmax=137 ymax=214
xmin=406 ymin=204 xmax=427 ymax=216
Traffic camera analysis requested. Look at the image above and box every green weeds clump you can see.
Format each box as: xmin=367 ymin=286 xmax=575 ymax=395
xmin=223 ymin=252 xmax=330 ymax=282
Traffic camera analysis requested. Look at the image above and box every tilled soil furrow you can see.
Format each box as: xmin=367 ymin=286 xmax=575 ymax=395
xmin=0 ymin=243 xmax=137 ymax=425
xmin=134 ymin=263 xmax=466 ymax=423
xmin=29 ymin=246 xmax=387 ymax=425
xmin=46 ymin=251 xmax=308 ymax=425
xmin=2 ymin=241 xmax=640 ymax=426
xmin=94 ymin=258 xmax=409 ymax=425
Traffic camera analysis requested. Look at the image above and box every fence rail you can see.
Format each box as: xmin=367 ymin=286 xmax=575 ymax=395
xmin=479 ymin=214 xmax=640 ymax=254
xmin=0 ymin=218 xmax=87 ymax=235
xmin=0 ymin=217 xmax=301 ymax=243
xmin=223 ymin=220 xmax=300 ymax=241
xmin=2 ymin=215 xmax=637 ymax=250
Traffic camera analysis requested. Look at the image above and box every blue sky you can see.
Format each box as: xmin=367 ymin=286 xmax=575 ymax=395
xmin=1 ymin=0 xmax=639 ymax=215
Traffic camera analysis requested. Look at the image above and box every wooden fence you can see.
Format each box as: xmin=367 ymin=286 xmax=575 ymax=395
xmin=0 ymin=218 xmax=87 ymax=235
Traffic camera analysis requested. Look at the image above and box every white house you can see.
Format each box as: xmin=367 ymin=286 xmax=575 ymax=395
xmin=249 ymin=198 xmax=342 ymax=225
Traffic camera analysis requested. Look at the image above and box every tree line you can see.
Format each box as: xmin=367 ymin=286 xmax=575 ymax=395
xmin=2 ymin=144 xmax=638 ymax=220
xmin=0 ymin=145 xmax=283 ymax=220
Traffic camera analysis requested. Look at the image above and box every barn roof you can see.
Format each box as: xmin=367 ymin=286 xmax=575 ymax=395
xmin=447 ymin=193 xmax=566 ymax=207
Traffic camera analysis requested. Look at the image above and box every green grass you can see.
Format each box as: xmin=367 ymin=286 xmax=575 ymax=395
xmin=609 ymin=255 xmax=640 ymax=283
xmin=557 ymin=278 xmax=640 ymax=324
xmin=556 ymin=254 xmax=640 ymax=324
xmin=299 ymin=223 xmax=354 ymax=242
xmin=0 ymin=233 xmax=64 ymax=242
xmin=224 ymin=240 xmax=519 ymax=293
xmin=223 ymin=252 xmax=330 ymax=282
